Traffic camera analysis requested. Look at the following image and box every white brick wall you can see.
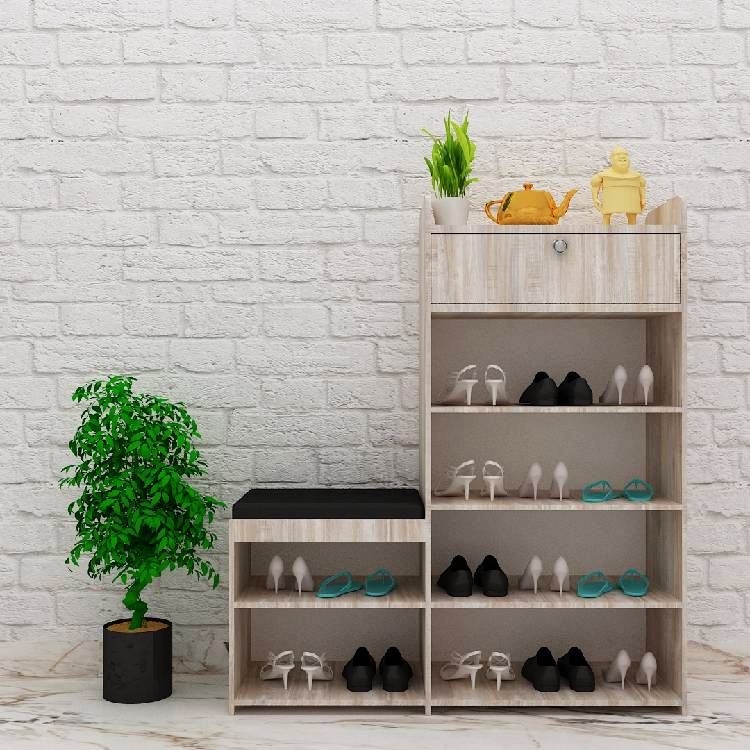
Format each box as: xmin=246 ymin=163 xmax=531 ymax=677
xmin=0 ymin=1 xmax=748 ymax=667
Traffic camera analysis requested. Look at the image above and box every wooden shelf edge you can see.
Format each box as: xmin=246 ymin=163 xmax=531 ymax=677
xmin=430 ymin=495 xmax=682 ymax=512
xmin=431 ymin=405 xmax=682 ymax=414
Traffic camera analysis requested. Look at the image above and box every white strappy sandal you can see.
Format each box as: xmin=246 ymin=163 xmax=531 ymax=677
xmin=260 ymin=650 xmax=296 ymax=689
xmin=300 ymin=651 xmax=333 ymax=691
xmin=480 ymin=460 xmax=507 ymax=502
xmin=440 ymin=651 xmax=484 ymax=689
xmin=484 ymin=365 xmax=507 ymax=406
xmin=434 ymin=459 xmax=477 ymax=501
xmin=439 ymin=364 xmax=479 ymax=405
xmin=486 ymin=651 xmax=516 ymax=690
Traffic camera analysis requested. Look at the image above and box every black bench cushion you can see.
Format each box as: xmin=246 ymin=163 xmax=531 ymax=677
xmin=232 ymin=488 xmax=424 ymax=519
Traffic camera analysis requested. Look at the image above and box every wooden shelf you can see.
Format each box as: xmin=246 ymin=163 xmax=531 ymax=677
xmin=431 ymin=304 xmax=684 ymax=317
xmin=430 ymin=494 xmax=682 ymax=512
xmin=236 ymin=576 xmax=425 ymax=609
xmin=430 ymin=662 xmax=682 ymax=707
xmin=235 ymin=661 xmax=425 ymax=707
xmin=431 ymin=579 xmax=681 ymax=609
xmin=432 ymin=405 xmax=682 ymax=414
xmin=231 ymin=518 xmax=426 ymax=543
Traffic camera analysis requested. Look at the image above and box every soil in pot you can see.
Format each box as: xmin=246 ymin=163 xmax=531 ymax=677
xmin=103 ymin=617 xmax=172 ymax=704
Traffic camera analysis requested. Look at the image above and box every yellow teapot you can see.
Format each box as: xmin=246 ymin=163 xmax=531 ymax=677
xmin=484 ymin=183 xmax=578 ymax=225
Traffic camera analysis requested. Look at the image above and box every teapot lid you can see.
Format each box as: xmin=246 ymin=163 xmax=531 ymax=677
xmin=523 ymin=182 xmax=534 ymax=191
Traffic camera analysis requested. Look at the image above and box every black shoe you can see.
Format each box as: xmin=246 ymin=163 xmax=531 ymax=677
xmin=436 ymin=555 xmax=473 ymax=597
xmin=557 ymin=646 xmax=595 ymax=692
xmin=473 ymin=554 xmax=509 ymax=597
xmin=342 ymin=646 xmax=376 ymax=692
xmin=519 ymin=371 xmax=558 ymax=405
xmin=521 ymin=647 xmax=560 ymax=692
xmin=557 ymin=371 xmax=593 ymax=406
xmin=379 ymin=646 xmax=413 ymax=692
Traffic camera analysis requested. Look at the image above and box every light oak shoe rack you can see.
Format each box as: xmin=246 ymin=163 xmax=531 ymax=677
xmin=229 ymin=196 xmax=686 ymax=714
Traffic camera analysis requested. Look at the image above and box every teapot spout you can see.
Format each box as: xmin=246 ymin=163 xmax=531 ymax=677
xmin=553 ymin=189 xmax=578 ymax=218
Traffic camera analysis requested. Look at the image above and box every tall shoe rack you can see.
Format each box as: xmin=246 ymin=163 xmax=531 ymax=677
xmin=229 ymin=195 xmax=686 ymax=714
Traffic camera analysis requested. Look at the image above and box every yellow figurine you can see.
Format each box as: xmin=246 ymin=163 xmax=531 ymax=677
xmin=591 ymin=146 xmax=646 ymax=225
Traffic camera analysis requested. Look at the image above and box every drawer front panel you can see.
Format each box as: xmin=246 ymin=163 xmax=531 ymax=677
xmin=431 ymin=232 xmax=681 ymax=305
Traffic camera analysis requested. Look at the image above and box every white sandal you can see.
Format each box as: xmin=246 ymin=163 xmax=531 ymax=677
xmin=480 ymin=460 xmax=507 ymax=502
xmin=260 ymin=650 xmax=296 ymax=690
xmin=434 ymin=459 xmax=477 ymax=501
xmin=485 ymin=651 xmax=515 ymax=690
xmin=439 ymin=364 xmax=479 ymax=406
xmin=484 ymin=365 xmax=507 ymax=406
xmin=300 ymin=651 xmax=333 ymax=691
xmin=440 ymin=650 xmax=484 ymax=689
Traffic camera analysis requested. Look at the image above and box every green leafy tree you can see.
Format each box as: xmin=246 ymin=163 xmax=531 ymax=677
xmin=60 ymin=375 xmax=225 ymax=630
xmin=423 ymin=112 xmax=478 ymax=198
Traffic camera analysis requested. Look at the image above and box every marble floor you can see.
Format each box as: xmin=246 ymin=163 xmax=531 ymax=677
xmin=1 ymin=643 xmax=748 ymax=750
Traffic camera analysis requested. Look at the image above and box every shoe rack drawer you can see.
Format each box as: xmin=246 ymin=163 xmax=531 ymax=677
xmin=430 ymin=232 xmax=681 ymax=305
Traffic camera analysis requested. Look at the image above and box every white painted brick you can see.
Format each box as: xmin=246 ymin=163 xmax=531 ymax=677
xmin=51 ymin=104 xmax=117 ymax=137
xmin=230 ymin=68 xmax=367 ymax=103
xmin=603 ymin=33 xmax=670 ymax=66
xmin=686 ymin=447 xmax=740 ymax=484
xmin=326 ymin=246 xmax=398 ymax=281
xmin=688 ymin=340 xmax=720 ymax=375
xmin=0 ymin=447 xmax=53 ymax=483
xmin=22 ymin=211 xmax=148 ymax=246
xmin=259 ymin=34 xmax=326 ymax=66
xmin=0 ymin=304 xmax=58 ymax=337
xmin=687 ymin=556 xmax=707 ymax=589
xmin=0 ymin=555 xmax=18 ymax=587
xmin=692 ymin=485 xmax=750 ymax=518
xmin=328 ymin=178 xmax=401 ymax=209
xmin=0 ymin=70 xmax=23 ymax=100
xmin=319 ymin=104 xmax=394 ymax=140
xmin=674 ymin=178 xmax=746 ymax=209
xmin=319 ymin=449 xmax=394 ymax=484
xmin=259 ymin=248 xmax=323 ymax=282
xmin=710 ymin=555 xmax=750 ymax=589
xmin=328 ymin=378 xmax=398 ymax=409
xmin=515 ymin=0 xmax=577 ymax=26
xmin=328 ymin=33 xmax=399 ymax=65
xmin=723 ymin=340 xmax=750 ymax=372
xmin=0 ymin=248 xmax=52 ymax=282
xmin=368 ymin=413 xmax=418 ymax=446
xmin=12 ymin=282 xmax=137 ymax=303
xmin=401 ymin=30 xmax=464 ymax=63
xmin=161 ymin=67 xmax=225 ymax=103
xmin=131 ymin=373 xmax=259 ymax=409
xmin=371 ymin=66 xmax=501 ymax=101
xmin=573 ymin=68 xmax=711 ymax=102
xmin=723 ymin=0 xmax=750 ymax=26
xmin=690 ymin=301 xmax=747 ymax=337
xmin=119 ymin=105 xmax=254 ymax=139
xmin=0 ymin=342 xmax=32 ymax=375
xmin=703 ymin=282 xmax=750 ymax=303
xmin=260 ymin=379 xmax=327 ymax=410
xmin=238 ymin=0 xmax=373 ymax=30
xmin=228 ymin=412 xmax=366 ymax=447
xmin=171 ymin=0 xmax=233 ymax=28
xmin=0 ymin=105 xmax=51 ymax=138
xmin=469 ymin=31 xmax=602 ymax=63
xmin=58 ymin=32 xmax=121 ymax=64
xmin=714 ymin=69 xmax=750 ymax=101
xmin=0 ymin=212 xmax=19 ymax=244
xmin=664 ymin=104 xmax=740 ymax=140
xmin=220 ymin=210 xmax=361 ymax=245
xmin=394 ymin=448 xmax=418 ymax=483
xmin=54 ymin=591 xmax=127 ymax=626
xmin=331 ymin=302 xmax=402 ymax=337
xmin=35 ymin=1 xmax=165 ymax=29
xmin=689 ymin=246 xmax=744 ymax=283
xmin=688 ymin=591 xmax=743 ymax=626
xmin=710 ymin=213 xmax=750 ymax=245
xmin=263 ymin=304 xmax=328 ymax=338
xmin=153 ymin=142 xmax=219 ymax=177
xmin=356 ymin=280 xmax=418 ymax=302
xmin=687 ymin=411 xmax=713 ymax=446
xmin=123 ymin=304 xmax=181 ymax=336
xmin=377 ymin=338 xmax=419 ymax=373
xmin=238 ymin=339 xmax=374 ymax=375
xmin=15 ymin=140 xmax=149 ymax=174
xmin=254 ymin=142 xmax=362 ymax=174
xmin=123 ymin=178 xmax=253 ymax=209
xmin=714 ymin=413 xmax=750 ymax=447
xmin=59 ymin=177 xmax=119 ymax=210
xmin=379 ymin=0 xmax=511 ymax=28
xmin=184 ymin=303 xmax=258 ymax=337
xmin=126 ymin=248 xmax=257 ymax=282
xmin=34 ymin=339 xmax=167 ymax=373
xmin=27 ymin=67 xmax=157 ymax=102
xmin=254 ymin=449 xmax=317 ymax=483
xmin=158 ymin=212 xmax=218 ymax=247
xmin=364 ymin=210 xmax=418 ymax=244
xmin=61 ymin=303 xmax=122 ymax=335
xmin=0 ymin=34 xmax=54 ymax=65
xmin=256 ymin=105 xmax=317 ymax=138
xmin=0 ymin=412 xmax=23 ymax=444
xmin=170 ymin=339 xmax=234 ymax=373
xmin=598 ymin=105 xmax=660 ymax=139
xmin=19 ymin=555 xmax=93 ymax=590
xmin=580 ymin=0 xmax=717 ymax=29
xmin=506 ymin=67 xmax=570 ymax=102
xmin=400 ymin=375 xmax=419 ymax=409
xmin=0 ymin=1 xmax=30 ymax=30
xmin=0 ymin=179 xmax=55 ymax=209
xmin=703 ymin=141 xmax=750 ymax=172
xmin=672 ymin=33 xmax=744 ymax=64
xmin=57 ymin=248 xmax=123 ymax=282
xmin=0 ymin=592 xmax=55 ymax=625
xmin=24 ymin=411 xmax=82 ymax=446
xmin=256 ymin=178 xmax=327 ymax=210
xmin=124 ymin=31 xmax=258 ymax=64
xmin=0 ymin=519 xmax=56 ymax=551
xmin=688 ymin=377 xmax=745 ymax=409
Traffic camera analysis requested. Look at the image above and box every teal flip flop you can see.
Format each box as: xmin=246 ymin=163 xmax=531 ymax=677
xmin=618 ymin=568 xmax=649 ymax=597
xmin=363 ymin=568 xmax=397 ymax=597
xmin=576 ymin=570 xmax=615 ymax=598
xmin=316 ymin=571 xmax=363 ymax=599
xmin=623 ymin=478 xmax=654 ymax=502
xmin=582 ymin=480 xmax=620 ymax=503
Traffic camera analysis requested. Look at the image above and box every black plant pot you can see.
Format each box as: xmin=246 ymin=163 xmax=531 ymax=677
xmin=103 ymin=617 xmax=172 ymax=703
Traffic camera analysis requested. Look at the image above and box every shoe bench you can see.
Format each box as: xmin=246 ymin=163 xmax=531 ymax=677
xmin=419 ymin=196 xmax=686 ymax=714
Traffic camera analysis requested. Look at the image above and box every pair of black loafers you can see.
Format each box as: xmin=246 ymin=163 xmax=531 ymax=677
xmin=522 ymin=646 xmax=595 ymax=692
xmin=437 ymin=554 xmax=509 ymax=597
xmin=520 ymin=371 xmax=593 ymax=406
xmin=342 ymin=646 xmax=413 ymax=692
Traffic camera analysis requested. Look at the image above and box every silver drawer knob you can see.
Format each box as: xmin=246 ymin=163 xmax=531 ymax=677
xmin=552 ymin=238 xmax=568 ymax=255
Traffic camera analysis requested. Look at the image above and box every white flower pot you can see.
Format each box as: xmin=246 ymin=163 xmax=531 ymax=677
xmin=432 ymin=197 xmax=469 ymax=226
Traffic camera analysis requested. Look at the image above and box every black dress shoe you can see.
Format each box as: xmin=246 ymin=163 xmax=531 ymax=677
xmin=521 ymin=647 xmax=560 ymax=692
xmin=519 ymin=371 xmax=558 ymax=405
xmin=557 ymin=371 xmax=593 ymax=405
xmin=379 ymin=646 xmax=413 ymax=692
xmin=436 ymin=554 xmax=473 ymax=597
xmin=473 ymin=554 xmax=509 ymax=597
xmin=342 ymin=646 xmax=376 ymax=692
xmin=557 ymin=646 xmax=595 ymax=692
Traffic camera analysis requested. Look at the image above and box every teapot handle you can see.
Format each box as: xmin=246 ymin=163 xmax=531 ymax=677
xmin=484 ymin=200 xmax=504 ymax=224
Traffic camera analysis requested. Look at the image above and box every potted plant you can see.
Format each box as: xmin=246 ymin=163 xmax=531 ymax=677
xmin=60 ymin=375 xmax=224 ymax=704
xmin=423 ymin=111 xmax=478 ymax=225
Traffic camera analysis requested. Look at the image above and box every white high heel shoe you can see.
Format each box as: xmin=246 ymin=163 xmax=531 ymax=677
xmin=518 ymin=462 xmax=543 ymax=501
xmin=550 ymin=461 xmax=569 ymax=501
xmin=260 ymin=650 xmax=296 ymax=689
xmin=440 ymin=651 xmax=484 ymax=689
xmin=636 ymin=651 xmax=657 ymax=692
xmin=599 ymin=365 xmax=628 ymax=405
xmin=484 ymin=365 xmax=507 ymax=406
xmin=434 ymin=459 xmax=477 ymax=501
xmin=603 ymin=649 xmax=632 ymax=690
xmin=480 ymin=460 xmax=507 ymax=502
xmin=550 ymin=556 xmax=570 ymax=596
xmin=519 ymin=555 xmax=543 ymax=594
xmin=300 ymin=651 xmax=333 ymax=691
xmin=485 ymin=651 xmax=515 ymax=690
xmin=440 ymin=364 xmax=479 ymax=406
xmin=636 ymin=365 xmax=654 ymax=406
xmin=266 ymin=555 xmax=285 ymax=593
xmin=292 ymin=556 xmax=314 ymax=595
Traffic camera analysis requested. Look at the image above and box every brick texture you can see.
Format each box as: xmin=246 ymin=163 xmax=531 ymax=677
xmin=0 ymin=1 xmax=747 ymax=667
